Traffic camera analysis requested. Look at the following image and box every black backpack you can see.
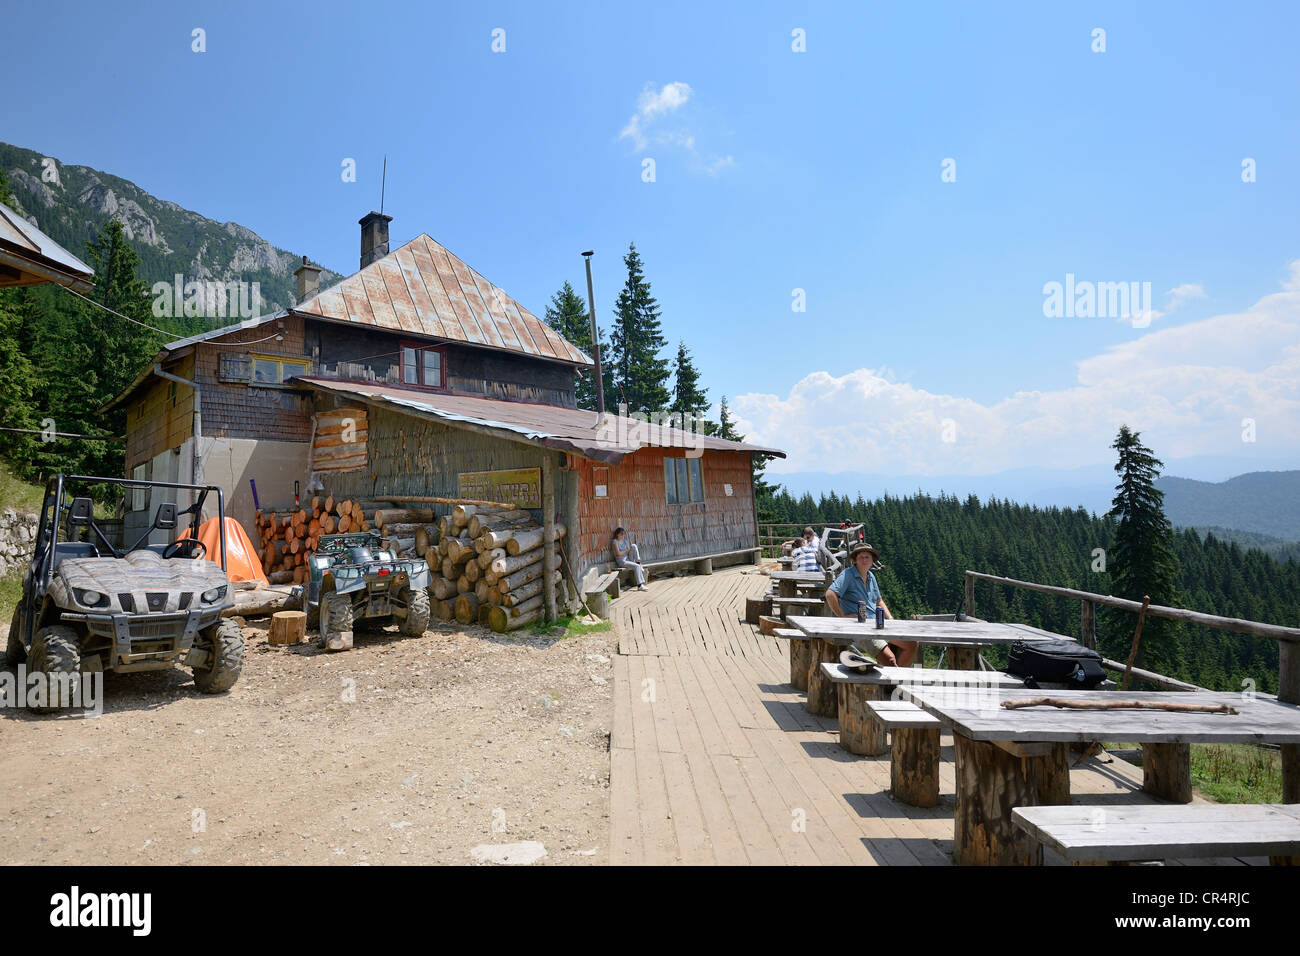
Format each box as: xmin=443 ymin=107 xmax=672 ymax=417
xmin=1007 ymin=639 xmax=1107 ymax=689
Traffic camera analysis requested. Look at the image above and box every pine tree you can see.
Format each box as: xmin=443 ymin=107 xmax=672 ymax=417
xmin=608 ymin=243 xmax=670 ymax=414
xmin=1104 ymin=425 xmax=1182 ymax=674
xmin=544 ymin=281 xmax=613 ymax=412
xmin=669 ymin=339 xmax=708 ymax=421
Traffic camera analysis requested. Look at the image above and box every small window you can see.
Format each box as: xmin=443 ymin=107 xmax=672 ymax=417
xmin=664 ymin=456 xmax=706 ymax=504
xmin=400 ymin=341 xmax=446 ymax=388
xmin=251 ymin=354 xmax=311 ymax=385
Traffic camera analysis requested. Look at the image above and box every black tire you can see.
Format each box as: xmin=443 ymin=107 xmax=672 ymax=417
xmin=306 ymin=600 xmax=319 ymax=631
xmin=399 ymin=588 xmax=430 ymax=636
xmin=192 ymin=619 xmax=244 ymax=694
xmin=319 ymin=593 xmax=353 ymax=647
xmin=6 ymin=606 xmax=26 ymax=665
xmin=27 ymin=625 xmax=81 ymax=713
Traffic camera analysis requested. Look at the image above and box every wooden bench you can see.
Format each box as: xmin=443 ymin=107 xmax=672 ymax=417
xmin=773 ymin=628 xmax=811 ymax=691
xmin=819 ymin=664 xmax=1025 ymax=755
xmin=867 ymin=700 xmax=942 ymax=808
xmin=580 ymin=569 xmax=622 ymax=619
xmin=769 ymin=596 xmax=824 ymax=621
xmin=618 ymin=546 xmax=761 ymax=584
xmin=1012 ymin=803 xmax=1300 ymax=866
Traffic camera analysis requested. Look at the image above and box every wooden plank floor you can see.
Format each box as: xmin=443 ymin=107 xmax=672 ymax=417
xmin=608 ymin=564 xmax=1269 ymax=866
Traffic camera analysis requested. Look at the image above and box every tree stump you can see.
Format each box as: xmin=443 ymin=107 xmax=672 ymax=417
xmin=837 ymin=683 xmax=888 ymax=755
xmin=953 ymin=735 xmax=1069 ymax=865
xmin=268 ymin=610 xmax=306 ymax=645
xmin=891 ymin=726 xmax=941 ymax=807
xmin=945 ymin=645 xmax=979 ymax=670
xmin=788 ymin=637 xmax=809 ymax=691
xmin=1141 ymin=742 xmax=1192 ymax=803
xmin=805 ymin=638 xmax=841 ymax=718
xmin=745 ymin=595 xmax=770 ymax=626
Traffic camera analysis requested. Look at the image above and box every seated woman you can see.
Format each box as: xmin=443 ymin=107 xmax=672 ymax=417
xmin=823 ymin=542 xmax=917 ymax=667
xmin=612 ymin=527 xmax=648 ymax=591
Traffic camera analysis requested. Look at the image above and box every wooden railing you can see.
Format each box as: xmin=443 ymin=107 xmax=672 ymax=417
xmin=757 ymin=523 xmax=805 ymax=558
xmin=963 ymin=569 xmax=1300 ymax=801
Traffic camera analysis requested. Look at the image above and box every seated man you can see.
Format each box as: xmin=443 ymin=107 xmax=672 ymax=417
xmin=780 ymin=527 xmax=821 ymax=572
xmin=823 ymin=542 xmax=918 ymax=667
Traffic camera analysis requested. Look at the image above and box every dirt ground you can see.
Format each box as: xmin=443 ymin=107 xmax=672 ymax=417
xmin=0 ymin=616 xmax=615 ymax=865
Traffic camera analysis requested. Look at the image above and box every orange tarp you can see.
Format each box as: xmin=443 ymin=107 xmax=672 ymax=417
xmin=178 ymin=517 xmax=268 ymax=586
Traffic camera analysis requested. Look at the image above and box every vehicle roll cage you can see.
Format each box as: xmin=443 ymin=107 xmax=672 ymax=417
xmin=37 ymin=474 xmax=228 ymax=590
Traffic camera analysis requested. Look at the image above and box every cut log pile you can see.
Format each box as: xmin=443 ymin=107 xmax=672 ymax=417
xmin=427 ymin=504 xmax=567 ymax=633
xmin=253 ymin=497 xmax=439 ymax=584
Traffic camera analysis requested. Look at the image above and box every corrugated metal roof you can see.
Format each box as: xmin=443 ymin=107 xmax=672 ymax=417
xmin=0 ymin=204 xmax=95 ymax=292
xmin=294 ymin=234 xmax=593 ymax=367
xmin=296 ymin=377 xmax=785 ymax=465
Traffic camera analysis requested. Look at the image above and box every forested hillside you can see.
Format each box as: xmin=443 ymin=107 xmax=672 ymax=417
xmin=1158 ymin=471 xmax=1300 ymax=541
xmin=0 ymin=141 xmax=341 ymax=312
xmin=759 ymin=488 xmax=1297 ymax=693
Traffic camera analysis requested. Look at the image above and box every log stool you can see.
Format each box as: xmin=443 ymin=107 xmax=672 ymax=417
xmin=269 ymin=610 xmax=306 ymax=645
xmin=774 ymin=629 xmax=810 ymax=691
xmin=867 ymin=700 xmax=942 ymax=807
xmin=837 ymin=682 xmax=888 ymax=755
xmin=805 ymin=638 xmax=841 ymax=718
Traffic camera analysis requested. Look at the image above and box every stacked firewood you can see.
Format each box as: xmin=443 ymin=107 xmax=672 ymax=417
xmin=428 ymin=504 xmax=567 ymax=633
xmin=253 ymin=496 xmax=394 ymax=584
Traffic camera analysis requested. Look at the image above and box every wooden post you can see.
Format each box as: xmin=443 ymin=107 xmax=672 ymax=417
xmin=836 ymin=683 xmax=887 ymax=755
xmin=1080 ymin=599 xmax=1096 ymax=650
xmin=268 ymin=610 xmax=306 ymax=645
xmin=1123 ymin=595 xmax=1151 ymax=690
xmin=946 ymin=645 xmax=980 ymax=671
xmin=1278 ymin=638 xmax=1299 ymax=807
xmin=963 ymin=572 xmax=975 ymax=620
xmin=1141 ymin=742 xmax=1192 ymax=803
xmin=953 ymin=735 xmax=1069 ymax=866
xmin=892 ymin=727 xmax=941 ymax=807
xmin=542 ymin=453 xmax=557 ymax=624
xmin=804 ymin=639 xmax=840 ymax=718
xmin=789 ymin=638 xmax=809 ymax=691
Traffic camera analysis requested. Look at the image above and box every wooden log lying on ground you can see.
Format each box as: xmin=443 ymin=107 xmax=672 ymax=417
xmin=432 ymin=576 xmax=458 ymax=601
xmin=502 ymin=571 xmax=562 ymax=606
xmin=435 ymin=599 xmax=455 ymax=621
xmin=497 ymin=561 xmax=555 ymax=593
xmin=222 ymin=588 xmax=301 ymax=618
xmin=374 ymin=508 xmax=435 ymax=527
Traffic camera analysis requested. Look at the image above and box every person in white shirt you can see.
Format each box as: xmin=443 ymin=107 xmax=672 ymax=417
xmin=781 ymin=527 xmax=821 ymax=573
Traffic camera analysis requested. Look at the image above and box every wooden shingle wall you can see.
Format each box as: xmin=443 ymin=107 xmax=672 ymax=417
xmin=194 ymin=315 xmax=312 ymax=440
xmin=575 ymin=447 xmax=757 ymax=570
xmin=124 ymin=354 xmax=195 ymax=473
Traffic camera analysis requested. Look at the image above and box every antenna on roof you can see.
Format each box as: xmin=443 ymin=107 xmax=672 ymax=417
xmin=380 ymin=155 xmax=387 ymax=215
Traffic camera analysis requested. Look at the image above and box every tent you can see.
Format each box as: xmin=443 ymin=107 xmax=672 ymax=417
xmin=178 ymin=517 xmax=268 ymax=586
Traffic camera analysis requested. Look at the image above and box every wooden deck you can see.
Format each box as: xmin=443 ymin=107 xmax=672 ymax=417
xmin=608 ymin=565 xmax=1270 ymax=866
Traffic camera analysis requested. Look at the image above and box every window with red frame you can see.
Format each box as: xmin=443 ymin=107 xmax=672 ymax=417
xmin=399 ymin=342 xmax=446 ymax=388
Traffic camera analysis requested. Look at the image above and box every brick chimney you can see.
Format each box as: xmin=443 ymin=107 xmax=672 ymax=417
xmin=359 ymin=211 xmax=393 ymax=269
xmin=294 ymin=255 xmax=322 ymax=302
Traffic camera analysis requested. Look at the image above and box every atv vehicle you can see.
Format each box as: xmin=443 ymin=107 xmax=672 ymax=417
xmin=6 ymin=474 xmax=243 ymax=710
xmin=305 ymin=532 xmax=430 ymax=651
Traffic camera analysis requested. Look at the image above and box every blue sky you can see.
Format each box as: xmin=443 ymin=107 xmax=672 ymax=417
xmin=4 ymin=1 xmax=1298 ymax=482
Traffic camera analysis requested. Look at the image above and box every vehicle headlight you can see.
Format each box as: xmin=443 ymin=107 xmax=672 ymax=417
xmin=76 ymin=589 xmax=106 ymax=608
xmin=200 ymin=586 xmax=228 ymax=604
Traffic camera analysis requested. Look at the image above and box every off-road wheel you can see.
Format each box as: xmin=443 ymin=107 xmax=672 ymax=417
xmin=27 ymin=625 xmax=81 ymax=713
xmin=319 ymin=593 xmax=353 ymax=647
xmin=6 ymin=606 xmax=26 ymax=665
xmin=306 ymin=600 xmax=319 ymax=631
xmin=192 ymin=619 xmax=244 ymax=694
xmin=399 ymin=587 xmax=430 ymax=637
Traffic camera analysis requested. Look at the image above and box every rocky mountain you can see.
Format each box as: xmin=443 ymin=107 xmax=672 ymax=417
xmin=0 ymin=141 xmax=341 ymax=317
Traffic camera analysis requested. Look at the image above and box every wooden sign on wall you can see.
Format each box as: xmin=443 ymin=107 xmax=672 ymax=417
xmin=458 ymin=467 xmax=541 ymax=509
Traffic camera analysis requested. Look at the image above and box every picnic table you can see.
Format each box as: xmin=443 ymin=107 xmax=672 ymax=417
xmin=787 ymin=615 xmax=1061 ymax=717
xmin=769 ymin=570 xmax=827 ymax=598
xmin=896 ymin=685 xmax=1300 ymax=865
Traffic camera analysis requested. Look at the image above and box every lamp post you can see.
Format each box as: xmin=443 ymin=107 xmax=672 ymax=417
xmin=582 ymin=251 xmax=605 ymax=417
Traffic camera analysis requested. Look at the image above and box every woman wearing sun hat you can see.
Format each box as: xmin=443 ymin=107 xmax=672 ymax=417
xmin=823 ymin=542 xmax=917 ymax=668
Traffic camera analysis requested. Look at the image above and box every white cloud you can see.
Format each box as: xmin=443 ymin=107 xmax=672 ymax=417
xmin=1122 ymin=281 xmax=1206 ymax=327
xmin=735 ymin=265 xmax=1300 ymax=476
xmin=620 ymin=82 xmax=692 ymax=149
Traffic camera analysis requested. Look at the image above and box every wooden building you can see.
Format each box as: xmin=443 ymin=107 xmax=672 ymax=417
xmin=105 ymin=212 xmax=783 ymax=583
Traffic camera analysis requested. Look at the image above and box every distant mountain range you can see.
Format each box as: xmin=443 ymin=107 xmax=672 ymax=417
xmin=0 ymin=140 xmax=341 ymax=315
xmin=767 ymin=461 xmax=1300 ymax=551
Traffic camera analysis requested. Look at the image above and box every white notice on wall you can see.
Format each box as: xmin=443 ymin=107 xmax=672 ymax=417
xmin=724 ymin=483 xmax=733 ymax=497
xmin=595 ymin=484 xmax=607 ymax=498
